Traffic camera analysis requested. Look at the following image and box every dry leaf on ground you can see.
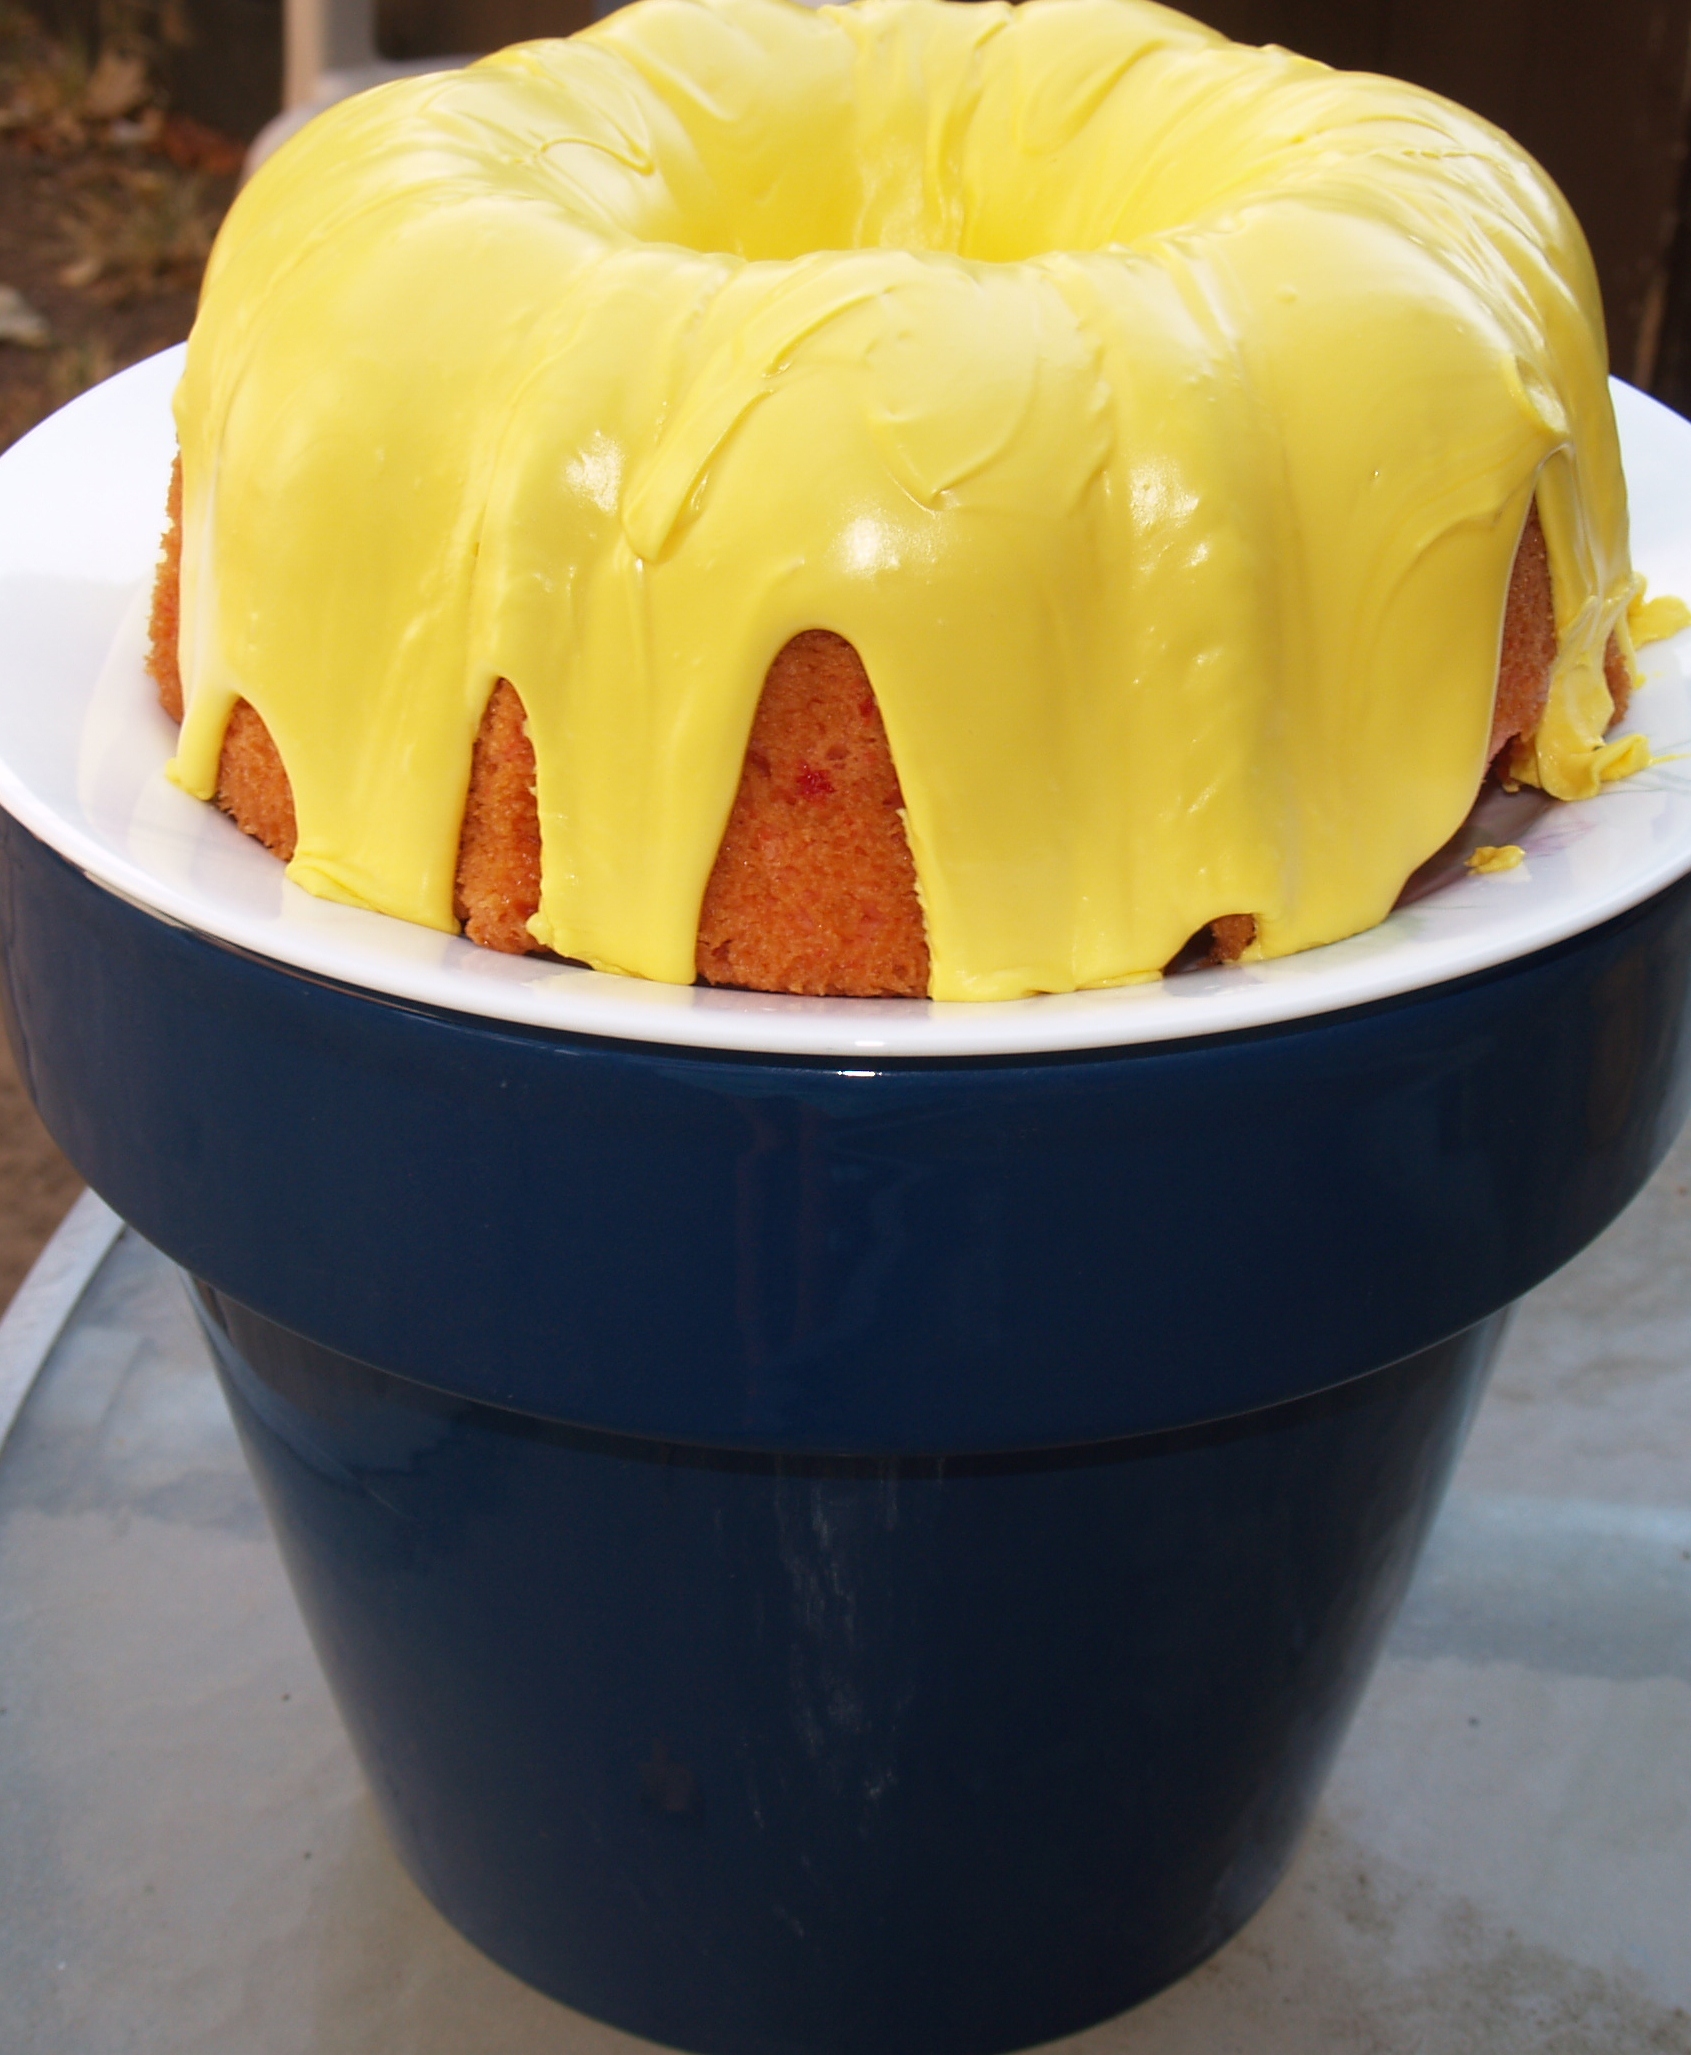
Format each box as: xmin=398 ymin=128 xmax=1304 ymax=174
xmin=83 ymin=48 xmax=148 ymax=122
xmin=0 ymin=284 xmax=50 ymax=347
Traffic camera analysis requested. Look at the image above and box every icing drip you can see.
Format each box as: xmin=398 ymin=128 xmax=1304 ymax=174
xmin=170 ymin=0 xmax=1640 ymax=1001
xmin=1466 ymin=844 xmax=1526 ymax=874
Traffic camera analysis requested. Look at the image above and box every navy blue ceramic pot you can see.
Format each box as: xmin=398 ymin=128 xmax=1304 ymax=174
xmin=4 ymin=808 xmax=1691 ymax=2054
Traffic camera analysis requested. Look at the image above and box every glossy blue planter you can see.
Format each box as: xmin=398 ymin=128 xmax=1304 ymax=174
xmin=3 ymin=808 xmax=1691 ymax=2052
xmin=196 ymin=1287 xmax=1499 ymax=2055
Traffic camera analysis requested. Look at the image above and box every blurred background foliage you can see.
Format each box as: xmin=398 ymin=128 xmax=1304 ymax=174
xmin=0 ymin=1 xmax=240 ymax=452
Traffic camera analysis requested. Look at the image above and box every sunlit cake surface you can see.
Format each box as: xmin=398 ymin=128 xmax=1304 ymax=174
xmin=167 ymin=0 xmax=1645 ymax=1001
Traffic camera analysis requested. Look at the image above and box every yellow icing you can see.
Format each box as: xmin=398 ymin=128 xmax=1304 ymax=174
xmin=1466 ymin=844 xmax=1525 ymax=874
xmin=1629 ymin=590 xmax=1691 ymax=648
xmin=170 ymin=0 xmax=1641 ymax=1001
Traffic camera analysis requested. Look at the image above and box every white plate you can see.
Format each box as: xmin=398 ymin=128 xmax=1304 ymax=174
xmin=2 ymin=345 xmax=1689 ymax=1060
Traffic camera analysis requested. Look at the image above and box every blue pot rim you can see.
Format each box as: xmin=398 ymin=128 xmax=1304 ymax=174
xmin=6 ymin=814 xmax=1691 ymax=1453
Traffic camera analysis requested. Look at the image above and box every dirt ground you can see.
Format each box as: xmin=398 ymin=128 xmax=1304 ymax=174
xmin=0 ymin=1038 xmax=82 ymax=1306
xmin=0 ymin=3 xmax=238 ymax=1304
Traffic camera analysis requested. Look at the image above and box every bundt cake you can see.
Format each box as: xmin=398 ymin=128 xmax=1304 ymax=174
xmin=150 ymin=0 xmax=1666 ymax=1002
